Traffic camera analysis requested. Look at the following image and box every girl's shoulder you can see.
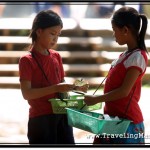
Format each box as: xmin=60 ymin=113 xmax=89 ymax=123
xmin=19 ymin=52 xmax=33 ymax=67
xmin=49 ymin=49 xmax=58 ymax=54
xmin=123 ymin=49 xmax=148 ymax=60
xmin=125 ymin=49 xmax=148 ymax=63
xmin=140 ymin=50 xmax=149 ymax=63
xmin=132 ymin=49 xmax=148 ymax=61
xmin=19 ymin=51 xmax=32 ymax=60
xmin=124 ymin=49 xmax=148 ymax=70
xmin=49 ymin=49 xmax=61 ymax=57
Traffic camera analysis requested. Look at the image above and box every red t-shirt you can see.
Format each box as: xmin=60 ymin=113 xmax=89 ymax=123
xmin=19 ymin=49 xmax=64 ymax=118
xmin=104 ymin=49 xmax=148 ymax=124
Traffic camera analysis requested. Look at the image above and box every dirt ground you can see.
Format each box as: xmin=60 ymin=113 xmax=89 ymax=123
xmin=0 ymin=87 xmax=150 ymax=145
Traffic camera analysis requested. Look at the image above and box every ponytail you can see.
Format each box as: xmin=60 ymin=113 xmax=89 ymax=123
xmin=139 ymin=14 xmax=148 ymax=53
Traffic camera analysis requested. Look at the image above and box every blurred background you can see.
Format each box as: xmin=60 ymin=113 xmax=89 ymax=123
xmin=0 ymin=2 xmax=150 ymax=145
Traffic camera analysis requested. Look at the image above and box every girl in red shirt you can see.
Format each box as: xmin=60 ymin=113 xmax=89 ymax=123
xmin=19 ymin=10 xmax=87 ymax=144
xmin=84 ymin=6 xmax=148 ymax=144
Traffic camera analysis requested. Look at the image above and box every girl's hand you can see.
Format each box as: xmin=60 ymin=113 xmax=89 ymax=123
xmin=73 ymin=79 xmax=89 ymax=93
xmin=57 ymin=83 xmax=75 ymax=93
xmin=84 ymin=95 xmax=99 ymax=106
xmin=74 ymin=84 xmax=89 ymax=93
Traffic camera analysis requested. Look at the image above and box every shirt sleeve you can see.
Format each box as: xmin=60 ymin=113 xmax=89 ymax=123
xmin=57 ymin=53 xmax=65 ymax=80
xmin=19 ymin=56 xmax=33 ymax=81
xmin=123 ymin=51 xmax=147 ymax=73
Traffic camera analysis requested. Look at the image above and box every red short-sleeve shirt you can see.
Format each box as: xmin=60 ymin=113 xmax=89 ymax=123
xmin=104 ymin=49 xmax=148 ymax=124
xmin=19 ymin=49 xmax=64 ymax=118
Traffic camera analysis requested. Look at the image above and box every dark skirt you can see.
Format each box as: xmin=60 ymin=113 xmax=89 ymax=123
xmin=27 ymin=114 xmax=75 ymax=144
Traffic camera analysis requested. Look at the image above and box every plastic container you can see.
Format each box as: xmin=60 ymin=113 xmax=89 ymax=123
xmin=66 ymin=108 xmax=131 ymax=134
xmin=49 ymin=95 xmax=102 ymax=114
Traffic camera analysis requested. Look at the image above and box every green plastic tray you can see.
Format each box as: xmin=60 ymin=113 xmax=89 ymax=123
xmin=66 ymin=108 xmax=131 ymax=135
xmin=49 ymin=95 xmax=102 ymax=114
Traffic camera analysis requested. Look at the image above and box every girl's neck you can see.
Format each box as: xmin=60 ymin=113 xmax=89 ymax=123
xmin=128 ymin=46 xmax=139 ymax=52
xmin=126 ymin=42 xmax=139 ymax=53
xmin=127 ymin=40 xmax=139 ymax=52
xmin=125 ymin=46 xmax=139 ymax=55
xmin=32 ymin=45 xmax=50 ymax=56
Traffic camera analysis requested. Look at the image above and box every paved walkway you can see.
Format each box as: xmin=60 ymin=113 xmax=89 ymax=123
xmin=0 ymin=87 xmax=150 ymax=145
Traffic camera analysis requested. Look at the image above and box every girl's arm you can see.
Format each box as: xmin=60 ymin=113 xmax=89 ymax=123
xmin=20 ymin=80 xmax=75 ymax=100
xmin=84 ymin=68 xmax=141 ymax=105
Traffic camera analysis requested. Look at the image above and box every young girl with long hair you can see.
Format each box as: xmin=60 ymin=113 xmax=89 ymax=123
xmin=84 ymin=6 xmax=148 ymax=144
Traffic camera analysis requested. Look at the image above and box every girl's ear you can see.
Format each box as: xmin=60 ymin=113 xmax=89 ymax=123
xmin=123 ymin=26 xmax=129 ymax=35
xmin=36 ymin=28 xmax=42 ymax=38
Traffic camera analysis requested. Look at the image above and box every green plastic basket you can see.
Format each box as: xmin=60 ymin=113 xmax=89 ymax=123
xmin=49 ymin=95 xmax=102 ymax=114
xmin=70 ymin=95 xmax=102 ymax=111
xmin=66 ymin=108 xmax=131 ymax=135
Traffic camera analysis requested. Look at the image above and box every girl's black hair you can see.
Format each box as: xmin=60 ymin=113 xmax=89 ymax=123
xmin=29 ymin=10 xmax=63 ymax=44
xmin=111 ymin=6 xmax=148 ymax=53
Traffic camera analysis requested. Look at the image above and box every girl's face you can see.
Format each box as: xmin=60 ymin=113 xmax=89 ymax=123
xmin=36 ymin=25 xmax=62 ymax=50
xmin=112 ymin=23 xmax=127 ymax=45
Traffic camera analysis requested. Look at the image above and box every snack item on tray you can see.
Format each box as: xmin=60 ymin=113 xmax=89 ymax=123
xmin=73 ymin=79 xmax=89 ymax=94
xmin=74 ymin=79 xmax=87 ymax=86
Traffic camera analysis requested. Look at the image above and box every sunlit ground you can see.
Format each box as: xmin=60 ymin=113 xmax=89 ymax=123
xmin=0 ymin=87 xmax=150 ymax=145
